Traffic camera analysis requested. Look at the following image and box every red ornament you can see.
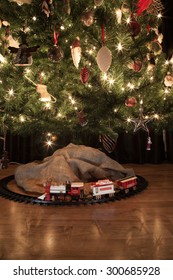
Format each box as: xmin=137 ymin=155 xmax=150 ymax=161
xmin=129 ymin=59 xmax=142 ymax=72
xmin=136 ymin=0 xmax=153 ymax=16
xmin=129 ymin=15 xmax=140 ymax=37
xmin=80 ymin=67 xmax=90 ymax=83
xmin=125 ymin=97 xmax=137 ymax=107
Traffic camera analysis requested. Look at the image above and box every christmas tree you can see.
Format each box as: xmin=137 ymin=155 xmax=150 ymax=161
xmin=0 ymin=0 xmax=172 ymax=153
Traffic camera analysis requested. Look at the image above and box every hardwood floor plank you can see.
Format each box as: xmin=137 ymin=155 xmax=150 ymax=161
xmin=0 ymin=163 xmax=173 ymax=260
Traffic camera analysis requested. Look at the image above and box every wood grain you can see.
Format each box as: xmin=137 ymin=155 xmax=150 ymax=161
xmin=0 ymin=163 xmax=173 ymax=260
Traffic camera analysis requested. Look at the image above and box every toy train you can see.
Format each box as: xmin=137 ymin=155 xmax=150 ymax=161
xmin=38 ymin=175 xmax=138 ymax=202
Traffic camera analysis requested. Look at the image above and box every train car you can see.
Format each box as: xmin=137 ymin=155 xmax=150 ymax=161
xmin=39 ymin=181 xmax=84 ymax=201
xmin=91 ymin=179 xmax=115 ymax=199
xmin=116 ymin=176 xmax=137 ymax=193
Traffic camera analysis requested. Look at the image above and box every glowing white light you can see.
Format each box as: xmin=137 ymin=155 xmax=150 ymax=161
xmin=126 ymin=17 xmax=130 ymax=24
xmin=103 ymin=73 xmax=108 ymax=81
xmin=154 ymin=114 xmax=159 ymax=119
xmin=117 ymin=42 xmax=123 ymax=52
xmin=8 ymin=89 xmax=14 ymax=96
xmin=32 ymin=16 xmax=37 ymax=21
xmin=19 ymin=115 xmax=25 ymax=122
xmin=109 ymin=78 xmax=114 ymax=85
xmin=45 ymin=102 xmax=51 ymax=109
xmin=60 ymin=25 xmax=65 ymax=30
xmin=127 ymin=117 xmax=132 ymax=123
xmin=157 ymin=13 xmax=162 ymax=19
xmin=46 ymin=140 xmax=53 ymax=146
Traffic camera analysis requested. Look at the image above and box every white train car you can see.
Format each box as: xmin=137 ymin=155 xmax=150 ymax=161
xmin=92 ymin=179 xmax=115 ymax=199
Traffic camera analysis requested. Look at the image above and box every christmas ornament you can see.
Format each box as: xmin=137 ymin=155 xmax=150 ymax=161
xmin=129 ymin=15 xmax=140 ymax=37
xmin=115 ymin=8 xmax=122 ymax=24
xmin=99 ymin=134 xmax=118 ymax=153
xmin=80 ymin=66 xmax=90 ymax=84
xmin=76 ymin=110 xmax=88 ymax=127
xmin=25 ymin=76 xmax=56 ymax=103
xmin=128 ymin=59 xmax=142 ymax=72
xmin=42 ymin=0 xmax=54 ymax=18
xmin=131 ymin=101 xmax=151 ymax=132
xmin=94 ymin=0 xmax=104 ymax=6
xmin=8 ymin=32 xmax=39 ymax=66
xmin=9 ymin=0 xmax=32 ymax=4
xmin=125 ymin=97 xmax=137 ymax=107
xmin=136 ymin=0 xmax=152 ymax=16
xmin=136 ymin=0 xmax=163 ymax=16
xmin=96 ymin=46 xmax=112 ymax=73
xmin=5 ymin=26 xmax=19 ymax=48
xmin=147 ymin=0 xmax=164 ymax=14
xmin=71 ymin=37 xmax=81 ymax=69
xmin=48 ymin=27 xmax=64 ymax=63
xmin=36 ymin=84 xmax=52 ymax=102
xmin=81 ymin=9 xmax=94 ymax=27
xmin=146 ymin=134 xmax=152 ymax=150
xmin=164 ymin=72 xmax=173 ymax=87
xmin=48 ymin=46 xmax=64 ymax=62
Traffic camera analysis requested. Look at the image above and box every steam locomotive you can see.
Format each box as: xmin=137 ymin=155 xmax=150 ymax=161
xmin=38 ymin=176 xmax=137 ymax=202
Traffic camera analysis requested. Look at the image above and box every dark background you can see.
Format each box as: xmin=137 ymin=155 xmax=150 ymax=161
xmin=161 ymin=0 xmax=173 ymax=58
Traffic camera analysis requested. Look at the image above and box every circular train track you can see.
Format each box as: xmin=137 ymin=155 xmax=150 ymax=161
xmin=0 ymin=175 xmax=148 ymax=206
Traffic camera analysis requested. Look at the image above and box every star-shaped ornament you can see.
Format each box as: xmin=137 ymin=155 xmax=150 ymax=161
xmin=131 ymin=103 xmax=152 ymax=132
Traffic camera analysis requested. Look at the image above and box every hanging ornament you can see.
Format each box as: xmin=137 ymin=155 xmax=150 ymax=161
xmin=81 ymin=9 xmax=94 ymax=27
xmin=25 ymin=76 xmax=56 ymax=103
xmin=48 ymin=27 xmax=64 ymax=63
xmin=125 ymin=97 xmax=137 ymax=107
xmin=128 ymin=59 xmax=142 ymax=72
xmin=130 ymin=100 xmax=152 ymax=132
xmin=80 ymin=66 xmax=90 ymax=84
xmin=164 ymin=72 xmax=173 ymax=87
xmin=136 ymin=0 xmax=153 ymax=16
xmin=76 ymin=110 xmax=88 ymax=127
xmin=129 ymin=15 xmax=140 ymax=37
xmin=96 ymin=25 xmax=112 ymax=73
xmin=136 ymin=0 xmax=163 ymax=16
xmin=9 ymin=0 xmax=32 ymax=4
xmin=146 ymin=131 xmax=152 ymax=150
xmin=99 ymin=134 xmax=118 ymax=153
xmin=115 ymin=8 xmax=122 ymax=24
xmin=96 ymin=46 xmax=112 ymax=73
xmin=42 ymin=0 xmax=54 ymax=18
xmin=5 ymin=26 xmax=19 ymax=48
xmin=71 ymin=37 xmax=81 ymax=69
xmin=8 ymin=32 xmax=39 ymax=66
xmin=94 ymin=0 xmax=104 ymax=6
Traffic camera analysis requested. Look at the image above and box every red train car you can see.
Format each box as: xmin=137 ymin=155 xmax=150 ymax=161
xmin=116 ymin=176 xmax=137 ymax=193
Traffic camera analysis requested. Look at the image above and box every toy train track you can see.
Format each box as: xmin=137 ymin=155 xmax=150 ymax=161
xmin=0 ymin=175 xmax=148 ymax=206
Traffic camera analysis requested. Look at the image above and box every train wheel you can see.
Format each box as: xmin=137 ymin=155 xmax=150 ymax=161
xmin=64 ymin=195 xmax=72 ymax=202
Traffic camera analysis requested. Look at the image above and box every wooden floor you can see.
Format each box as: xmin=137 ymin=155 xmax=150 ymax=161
xmin=0 ymin=163 xmax=173 ymax=260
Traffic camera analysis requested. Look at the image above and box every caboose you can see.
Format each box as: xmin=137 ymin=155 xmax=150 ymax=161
xmin=116 ymin=176 xmax=137 ymax=193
